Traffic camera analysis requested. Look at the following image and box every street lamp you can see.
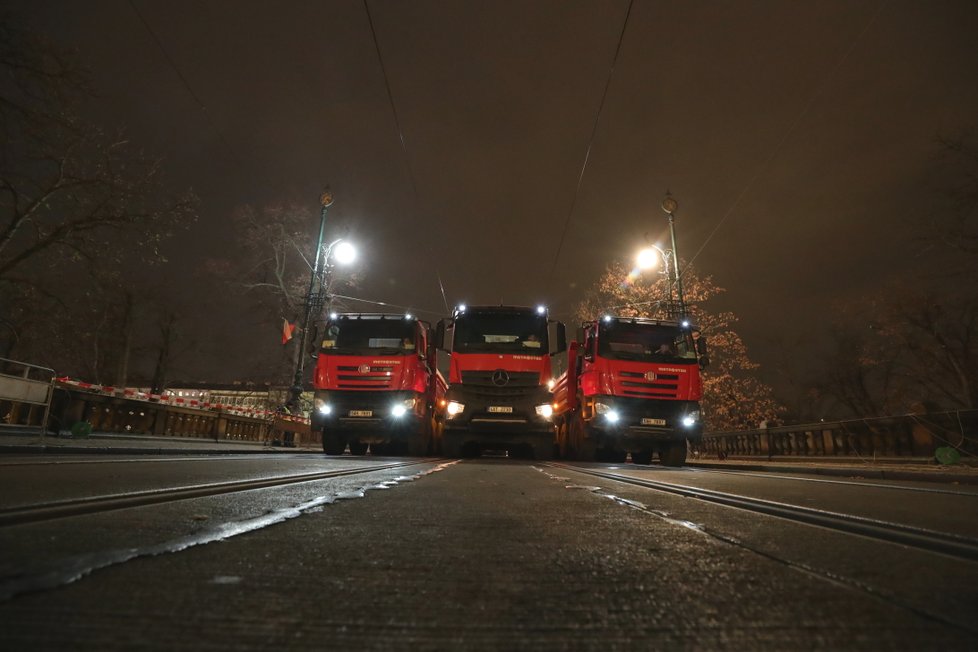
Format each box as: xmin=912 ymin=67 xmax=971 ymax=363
xmin=661 ymin=192 xmax=686 ymax=318
xmin=633 ymin=192 xmax=686 ymax=319
xmin=635 ymin=242 xmax=674 ymax=305
xmin=287 ymin=191 xmax=357 ymax=410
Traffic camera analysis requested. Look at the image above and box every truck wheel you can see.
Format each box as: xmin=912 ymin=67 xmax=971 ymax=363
xmin=599 ymin=447 xmax=627 ymax=463
xmin=349 ymin=441 xmax=368 ymax=456
xmin=659 ymin=440 xmax=688 ymax=467
xmin=322 ymin=430 xmax=347 ymax=456
xmin=568 ymin=411 xmax=597 ymax=461
xmin=443 ymin=437 xmax=462 ymax=458
xmin=631 ymin=449 xmax=653 ymax=465
xmin=532 ymin=440 xmax=554 ymax=461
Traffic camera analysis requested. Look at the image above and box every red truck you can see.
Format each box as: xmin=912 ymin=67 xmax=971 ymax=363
xmin=310 ymin=313 xmax=445 ymax=456
xmin=550 ymin=316 xmax=707 ymax=466
xmin=434 ymin=305 xmax=566 ymax=460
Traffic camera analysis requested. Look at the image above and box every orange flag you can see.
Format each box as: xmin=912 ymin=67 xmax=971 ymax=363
xmin=281 ymin=319 xmax=297 ymax=345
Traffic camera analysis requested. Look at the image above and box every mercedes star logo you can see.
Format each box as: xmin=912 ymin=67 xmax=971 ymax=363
xmin=491 ymin=369 xmax=510 ymax=386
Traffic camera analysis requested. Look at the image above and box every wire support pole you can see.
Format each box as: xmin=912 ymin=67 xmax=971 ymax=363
xmin=290 ymin=192 xmax=332 ymax=406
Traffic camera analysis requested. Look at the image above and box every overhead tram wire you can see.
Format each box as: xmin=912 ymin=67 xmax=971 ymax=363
xmin=679 ymin=0 xmax=889 ymax=280
xmin=329 ymin=293 xmax=443 ymax=318
xmin=126 ymin=0 xmax=245 ymax=172
xmin=546 ymin=0 xmax=635 ymax=292
xmin=363 ymin=0 xmax=451 ymax=315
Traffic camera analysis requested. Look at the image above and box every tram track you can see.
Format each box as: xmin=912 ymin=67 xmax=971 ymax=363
xmin=0 ymin=459 xmax=429 ymax=527
xmin=547 ymin=462 xmax=978 ymax=563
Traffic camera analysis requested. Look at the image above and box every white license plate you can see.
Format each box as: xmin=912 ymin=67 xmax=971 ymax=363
xmin=641 ymin=418 xmax=667 ymax=426
xmin=488 ymin=406 xmax=513 ymax=414
xmin=349 ymin=410 xmax=373 ymax=417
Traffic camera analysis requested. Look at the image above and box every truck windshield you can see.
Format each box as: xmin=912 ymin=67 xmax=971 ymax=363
xmin=321 ymin=318 xmax=416 ymax=355
xmin=453 ymin=312 xmax=548 ymax=355
xmin=597 ymin=320 xmax=696 ymax=363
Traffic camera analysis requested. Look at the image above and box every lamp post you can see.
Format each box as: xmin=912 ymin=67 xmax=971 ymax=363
xmin=636 ymin=242 xmax=674 ymax=305
xmin=635 ymin=192 xmax=685 ymax=319
xmin=288 ymin=191 xmax=333 ymax=409
xmin=662 ymin=192 xmax=686 ymax=318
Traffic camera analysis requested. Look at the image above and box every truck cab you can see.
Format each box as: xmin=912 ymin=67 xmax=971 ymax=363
xmin=311 ymin=313 xmax=445 ymax=456
xmin=435 ymin=305 xmax=565 ymax=459
xmin=551 ymin=316 xmax=706 ymax=466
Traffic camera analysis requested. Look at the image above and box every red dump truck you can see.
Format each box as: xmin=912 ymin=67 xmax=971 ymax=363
xmin=550 ymin=316 xmax=707 ymax=466
xmin=434 ymin=304 xmax=566 ymax=459
xmin=310 ymin=313 xmax=445 ymax=456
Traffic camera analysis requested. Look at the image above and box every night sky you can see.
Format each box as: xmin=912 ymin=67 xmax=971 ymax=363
xmin=9 ymin=0 xmax=978 ymax=389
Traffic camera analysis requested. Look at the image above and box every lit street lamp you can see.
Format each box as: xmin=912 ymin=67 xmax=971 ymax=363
xmin=634 ymin=192 xmax=686 ymax=318
xmin=287 ymin=191 xmax=357 ymax=410
xmin=635 ymin=242 xmax=674 ymax=304
xmin=661 ymin=192 xmax=686 ymax=318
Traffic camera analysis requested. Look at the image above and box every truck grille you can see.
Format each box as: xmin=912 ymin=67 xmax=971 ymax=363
xmin=460 ymin=370 xmax=540 ymax=387
xmin=335 ymin=365 xmax=394 ymax=389
xmin=618 ymin=370 xmax=680 ymax=398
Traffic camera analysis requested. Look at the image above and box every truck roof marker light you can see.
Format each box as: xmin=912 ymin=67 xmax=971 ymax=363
xmin=457 ymin=304 xmax=466 ymax=314
xmin=329 ymin=312 xmax=338 ymax=320
xmin=405 ymin=313 xmax=412 ymax=320
xmin=603 ymin=315 xmax=612 ymax=323
xmin=536 ymin=305 xmax=546 ymax=315
xmin=682 ymin=320 xmax=690 ymax=328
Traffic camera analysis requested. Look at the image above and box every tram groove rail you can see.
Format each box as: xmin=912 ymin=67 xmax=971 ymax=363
xmin=549 ymin=462 xmax=978 ymax=563
xmin=0 ymin=460 xmax=424 ymax=527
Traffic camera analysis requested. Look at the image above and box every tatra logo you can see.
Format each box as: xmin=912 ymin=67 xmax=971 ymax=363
xmin=358 ymin=364 xmax=371 ymax=373
xmin=644 ymin=371 xmax=657 ymax=381
xmin=491 ymin=369 xmax=510 ymax=386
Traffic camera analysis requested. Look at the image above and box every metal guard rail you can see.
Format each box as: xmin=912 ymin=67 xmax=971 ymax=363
xmin=699 ymin=410 xmax=978 ymax=461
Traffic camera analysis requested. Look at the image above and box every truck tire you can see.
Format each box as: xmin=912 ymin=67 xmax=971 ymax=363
xmin=659 ymin=440 xmax=688 ymax=467
xmin=568 ymin=411 xmax=597 ymax=461
xmin=532 ymin=439 xmax=554 ymax=461
xmin=322 ymin=430 xmax=347 ymax=456
xmin=631 ymin=449 xmax=653 ymax=465
xmin=349 ymin=441 xmax=368 ymax=456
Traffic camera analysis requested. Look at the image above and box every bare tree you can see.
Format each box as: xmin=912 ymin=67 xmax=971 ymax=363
xmin=0 ymin=14 xmax=197 ymax=373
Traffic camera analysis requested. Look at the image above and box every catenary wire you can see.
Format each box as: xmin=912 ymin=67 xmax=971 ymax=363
xmin=363 ymin=0 xmax=451 ymax=314
xmin=547 ymin=0 xmax=634 ymax=291
xmin=680 ymin=0 xmax=889 ymax=279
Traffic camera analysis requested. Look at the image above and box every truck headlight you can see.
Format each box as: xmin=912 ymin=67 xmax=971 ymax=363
xmin=535 ymin=404 xmax=553 ymax=419
xmin=682 ymin=410 xmax=701 ymax=428
xmin=446 ymin=401 xmax=465 ymax=417
xmin=594 ymin=401 xmax=618 ymax=423
xmin=391 ymin=397 xmax=416 ymax=418
xmin=315 ymin=399 xmax=332 ymax=415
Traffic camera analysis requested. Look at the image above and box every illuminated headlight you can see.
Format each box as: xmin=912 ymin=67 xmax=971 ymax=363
xmin=315 ymin=399 xmax=332 ymax=415
xmin=535 ymin=404 xmax=554 ymax=419
xmin=446 ymin=401 xmax=465 ymax=416
xmin=605 ymin=410 xmax=620 ymax=423
xmin=682 ymin=410 xmax=701 ymax=428
xmin=391 ymin=398 xmax=416 ymax=418
xmin=546 ymin=378 xmax=556 ymax=390
xmin=594 ymin=401 xmax=612 ymax=415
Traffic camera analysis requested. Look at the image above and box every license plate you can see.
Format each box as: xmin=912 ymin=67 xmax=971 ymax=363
xmin=641 ymin=418 xmax=667 ymax=426
xmin=349 ymin=410 xmax=373 ymax=417
xmin=488 ymin=406 xmax=513 ymax=414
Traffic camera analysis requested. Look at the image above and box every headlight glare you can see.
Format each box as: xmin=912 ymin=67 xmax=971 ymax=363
xmin=535 ymin=404 xmax=554 ymax=419
xmin=446 ymin=401 xmax=464 ymax=416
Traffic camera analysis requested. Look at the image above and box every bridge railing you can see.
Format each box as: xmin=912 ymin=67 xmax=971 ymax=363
xmin=698 ymin=410 xmax=978 ymax=461
xmin=0 ymin=358 xmax=55 ymax=432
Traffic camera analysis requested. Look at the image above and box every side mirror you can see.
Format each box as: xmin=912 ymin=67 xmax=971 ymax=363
xmin=694 ymin=334 xmax=709 ymax=369
xmin=548 ymin=320 xmax=567 ymax=354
